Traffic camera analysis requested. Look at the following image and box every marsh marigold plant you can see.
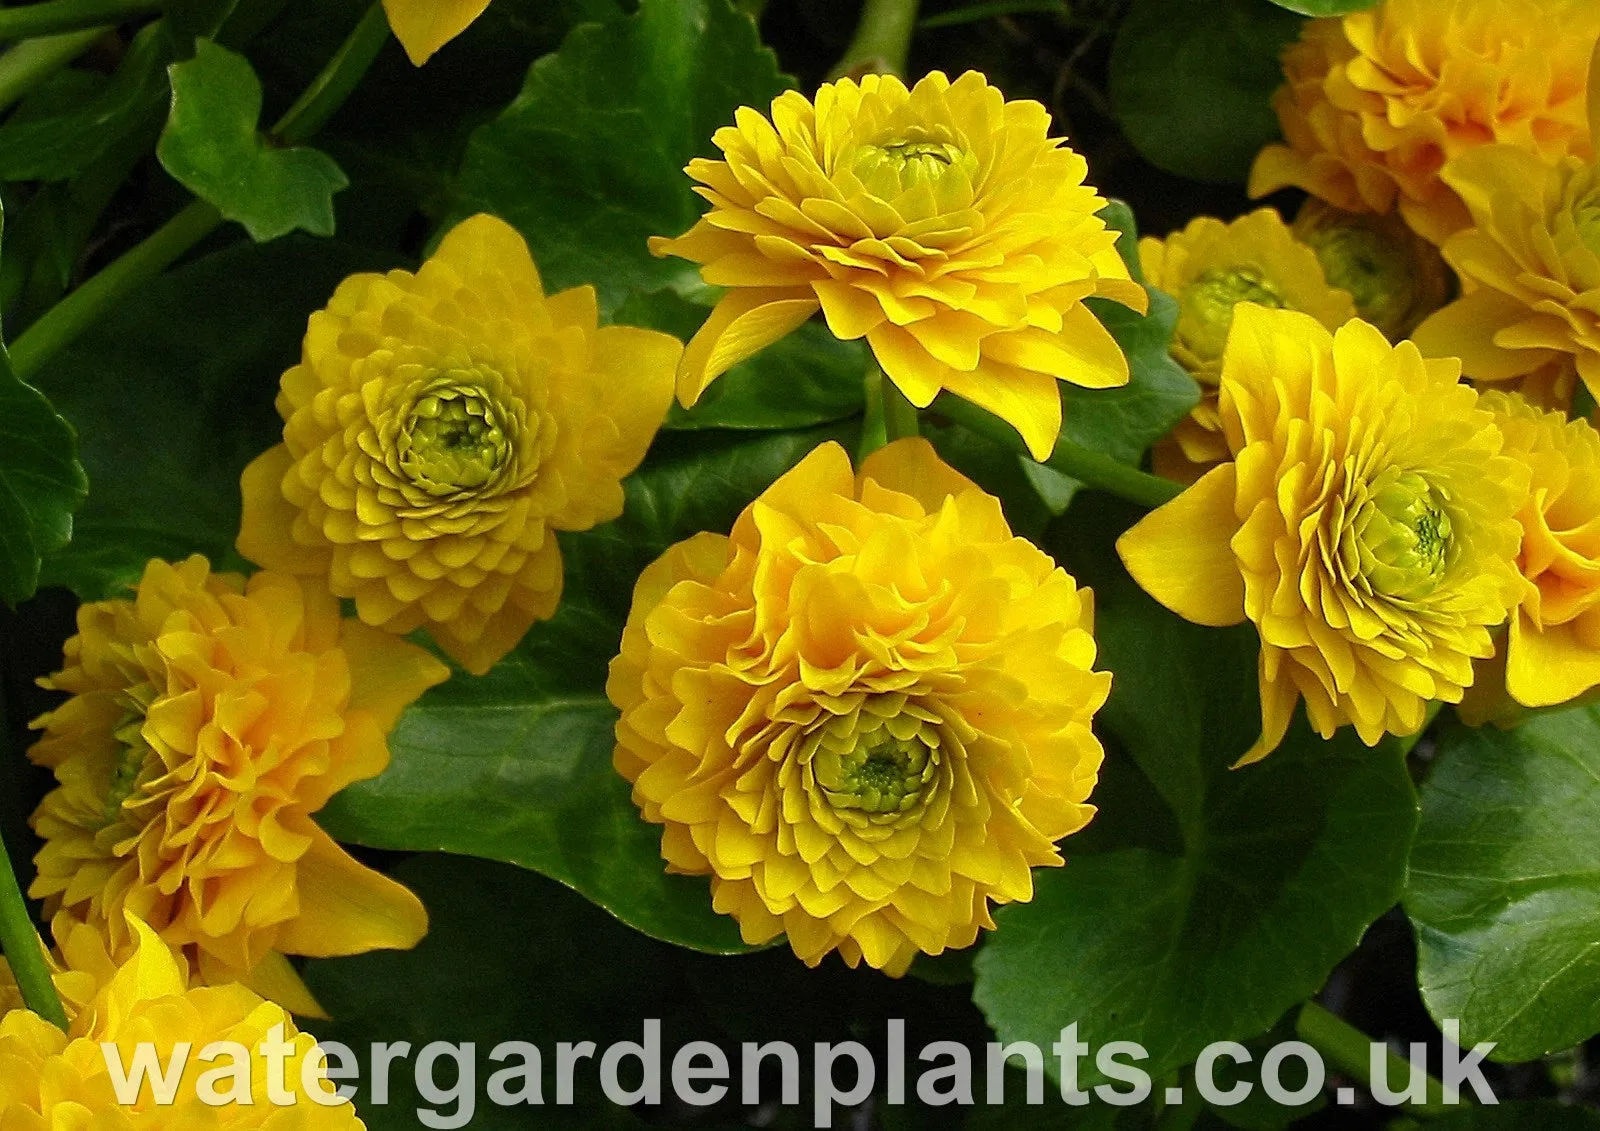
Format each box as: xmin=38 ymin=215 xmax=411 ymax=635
xmin=1118 ymin=306 xmax=1527 ymax=763
xmin=27 ymin=555 xmax=448 ymax=1013
xmin=649 ymin=70 xmax=1148 ymax=461
xmin=0 ymin=916 xmax=362 ymax=1125
xmin=1138 ymin=208 xmax=1357 ymax=478
xmin=608 ymin=439 xmax=1109 ymax=973
xmin=1411 ymin=131 xmax=1600 ymax=406
xmin=238 ymin=213 xmax=680 ymax=675
xmin=1249 ymin=0 xmax=1600 ymax=246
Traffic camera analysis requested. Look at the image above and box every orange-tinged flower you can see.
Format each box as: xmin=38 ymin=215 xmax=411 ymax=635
xmin=649 ymin=70 xmax=1148 ymax=461
xmin=237 ymin=214 xmax=680 ymax=675
xmin=1476 ymin=391 xmax=1600 ymax=708
xmin=1119 ymin=306 xmax=1527 ymax=763
xmin=0 ymin=916 xmax=363 ymax=1125
xmin=381 ymin=0 xmax=491 ymax=66
xmin=609 ymin=439 xmax=1109 ymax=973
xmin=1249 ymin=0 xmax=1600 ymax=246
xmin=1138 ymin=208 xmax=1356 ymax=479
xmin=1410 ymin=129 xmax=1600 ymax=405
xmin=28 ymin=555 xmax=448 ymax=1014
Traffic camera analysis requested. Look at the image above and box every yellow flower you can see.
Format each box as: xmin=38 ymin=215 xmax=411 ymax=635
xmin=382 ymin=0 xmax=490 ymax=66
xmin=1118 ymin=306 xmax=1527 ymax=764
xmin=1249 ymin=0 xmax=1600 ymax=246
xmin=28 ymin=555 xmax=448 ymax=1015
xmin=1138 ymin=208 xmax=1357 ymax=479
xmin=237 ymin=214 xmax=680 ymax=675
xmin=0 ymin=914 xmax=130 ymax=1023
xmin=608 ymin=439 xmax=1109 ymax=973
xmin=649 ymin=70 xmax=1148 ymax=461
xmin=0 ymin=916 xmax=362 ymax=1125
xmin=1410 ymin=135 xmax=1600 ymax=405
xmin=1476 ymin=391 xmax=1600 ymax=708
xmin=1290 ymin=199 xmax=1450 ymax=340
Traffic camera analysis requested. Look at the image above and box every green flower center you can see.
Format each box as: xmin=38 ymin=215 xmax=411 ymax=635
xmin=1179 ymin=266 xmax=1286 ymax=363
xmin=852 ymin=135 xmax=975 ymax=197
xmin=103 ymin=684 xmax=156 ymax=829
xmin=1574 ymin=188 xmax=1600 ymax=256
xmin=1306 ymin=225 xmax=1409 ymax=333
xmin=817 ymin=729 xmax=936 ymax=815
xmin=398 ymin=381 xmax=511 ymax=495
xmin=1356 ymin=470 xmax=1455 ymax=600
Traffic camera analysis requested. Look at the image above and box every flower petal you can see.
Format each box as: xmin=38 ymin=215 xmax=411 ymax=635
xmin=1117 ymin=463 xmax=1246 ymax=628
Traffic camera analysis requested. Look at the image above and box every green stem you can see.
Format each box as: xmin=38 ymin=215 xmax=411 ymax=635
xmin=882 ymin=371 xmax=919 ymax=442
xmin=918 ymin=0 xmax=1067 ymax=28
xmin=1296 ymin=1001 xmax=1455 ymax=1118
xmin=8 ymin=2 xmax=390 ymax=379
xmin=270 ymin=0 xmax=389 ymax=145
xmin=9 ymin=199 xmax=222 ymax=381
xmin=0 ymin=26 xmax=104 ymax=113
xmin=0 ymin=0 xmax=160 ymax=41
xmin=830 ymin=0 xmax=921 ymax=78
xmin=0 ymin=821 xmax=65 ymax=1029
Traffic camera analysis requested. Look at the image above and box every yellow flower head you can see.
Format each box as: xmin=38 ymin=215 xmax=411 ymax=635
xmin=1249 ymin=0 xmax=1600 ymax=246
xmin=0 ymin=914 xmax=134 ymax=1023
xmin=1138 ymin=208 xmax=1357 ymax=477
xmin=1477 ymin=391 xmax=1600 ymax=708
xmin=1118 ymin=306 xmax=1527 ymax=764
xmin=381 ymin=0 xmax=491 ymax=66
xmin=1291 ymin=199 xmax=1451 ymax=340
xmin=0 ymin=916 xmax=362 ymax=1125
xmin=237 ymin=214 xmax=680 ymax=675
xmin=608 ymin=439 xmax=1109 ymax=973
xmin=649 ymin=70 xmax=1148 ymax=461
xmin=1410 ymin=117 xmax=1600 ymax=404
xmin=28 ymin=555 xmax=448 ymax=1014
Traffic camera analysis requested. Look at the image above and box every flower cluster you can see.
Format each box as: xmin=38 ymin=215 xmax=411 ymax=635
xmin=609 ymin=439 xmax=1109 ymax=972
xmin=28 ymin=555 xmax=447 ymax=1012
xmin=1249 ymin=0 xmax=1600 ymax=246
xmin=650 ymin=69 xmax=1148 ymax=460
xmin=1119 ymin=306 xmax=1528 ymax=762
xmin=0 ymin=916 xmax=362 ymax=1125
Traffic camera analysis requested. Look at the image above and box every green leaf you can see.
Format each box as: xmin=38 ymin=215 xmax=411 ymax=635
xmin=1061 ymin=202 xmax=1199 ymax=465
xmin=319 ymin=427 xmax=855 ymax=954
xmin=972 ymin=498 xmax=1418 ymax=1087
xmin=452 ymin=0 xmax=790 ymax=313
xmin=0 ymin=349 xmax=87 ymax=607
xmin=301 ymin=853 xmax=669 ymax=1129
xmin=1404 ymin=706 xmax=1600 ymax=1062
xmin=615 ymin=289 xmax=868 ymax=431
xmin=1108 ymin=0 xmax=1303 ymax=184
xmin=158 ymin=39 xmax=349 ymax=241
xmin=1265 ymin=0 xmax=1374 ymax=14
xmin=32 ymin=238 xmax=395 ymax=600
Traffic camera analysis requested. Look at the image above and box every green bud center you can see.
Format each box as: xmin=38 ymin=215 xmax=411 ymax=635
xmin=818 ymin=729 xmax=935 ymax=815
xmin=1179 ymin=266 xmax=1286 ymax=363
xmin=1356 ymin=470 xmax=1454 ymax=600
xmin=852 ymin=135 xmax=974 ymax=197
xmin=1574 ymin=188 xmax=1600 ymax=256
xmin=1305 ymin=225 xmax=1408 ymax=335
xmin=399 ymin=382 xmax=511 ymax=495
xmin=104 ymin=684 xmax=156 ymax=829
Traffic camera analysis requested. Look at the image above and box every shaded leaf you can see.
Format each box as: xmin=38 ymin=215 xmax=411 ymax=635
xmin=1266 ymin=0 xmax=1374 ymax=14
xmin=0 ymin=350 xmax=87 ymax=606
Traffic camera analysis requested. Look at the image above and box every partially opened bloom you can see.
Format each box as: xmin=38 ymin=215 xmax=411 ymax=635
xmin=1476 ymin=391 xmax=1600 ymax=708
xmin=1249 ymin=0 xmax=1600 ymax=245
xmin=28 ymin=555 xmax=448 ymax=1013
xmin=649 ymin=70 xmax=1147 ymax=460
xmin=1138 ymin=208 xmax=1356 ymax=478
xmin=1119 ymin=306 xmax=1527 ymax=763
xmin=238 ymin=213 xmax=679 ymax=675
xmin=609 ymin=439 xmax=1108 ymax=973
xmin=1411 ymin=139 xmax=1600 ymax=405
xmin=1291 ymin=200 xmax=1450 ymax=340
xmin=382 ymin=0 xmax=490 ymax=65
xmin=0 ymin=916 xmax=362 ymax=1125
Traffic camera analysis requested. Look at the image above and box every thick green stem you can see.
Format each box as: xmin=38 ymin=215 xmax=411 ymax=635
xmin=0 ymin=26 xmax=104 ymax=113
xmin=8 ymin=2 xmax=390 ymax=379
xmin=1296 ymin=1001 xmax=1455 ymax=1117
xmin=10 ymin=200 xmax=221 ymax=380
xmin=0 ymin=0 xmax=160 ymax=41
xmin=830 ymin=0 xmax=920 ymax=78
xmin=270 ymin=1 xmax=389 ymax=145
xmin=0 ymin=809 xmax=65 ymax=1029
xmin=919 ymin=1 xmax=1067 ymax=28
xmin=882 ymin=372 xmax=919 ymax=442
